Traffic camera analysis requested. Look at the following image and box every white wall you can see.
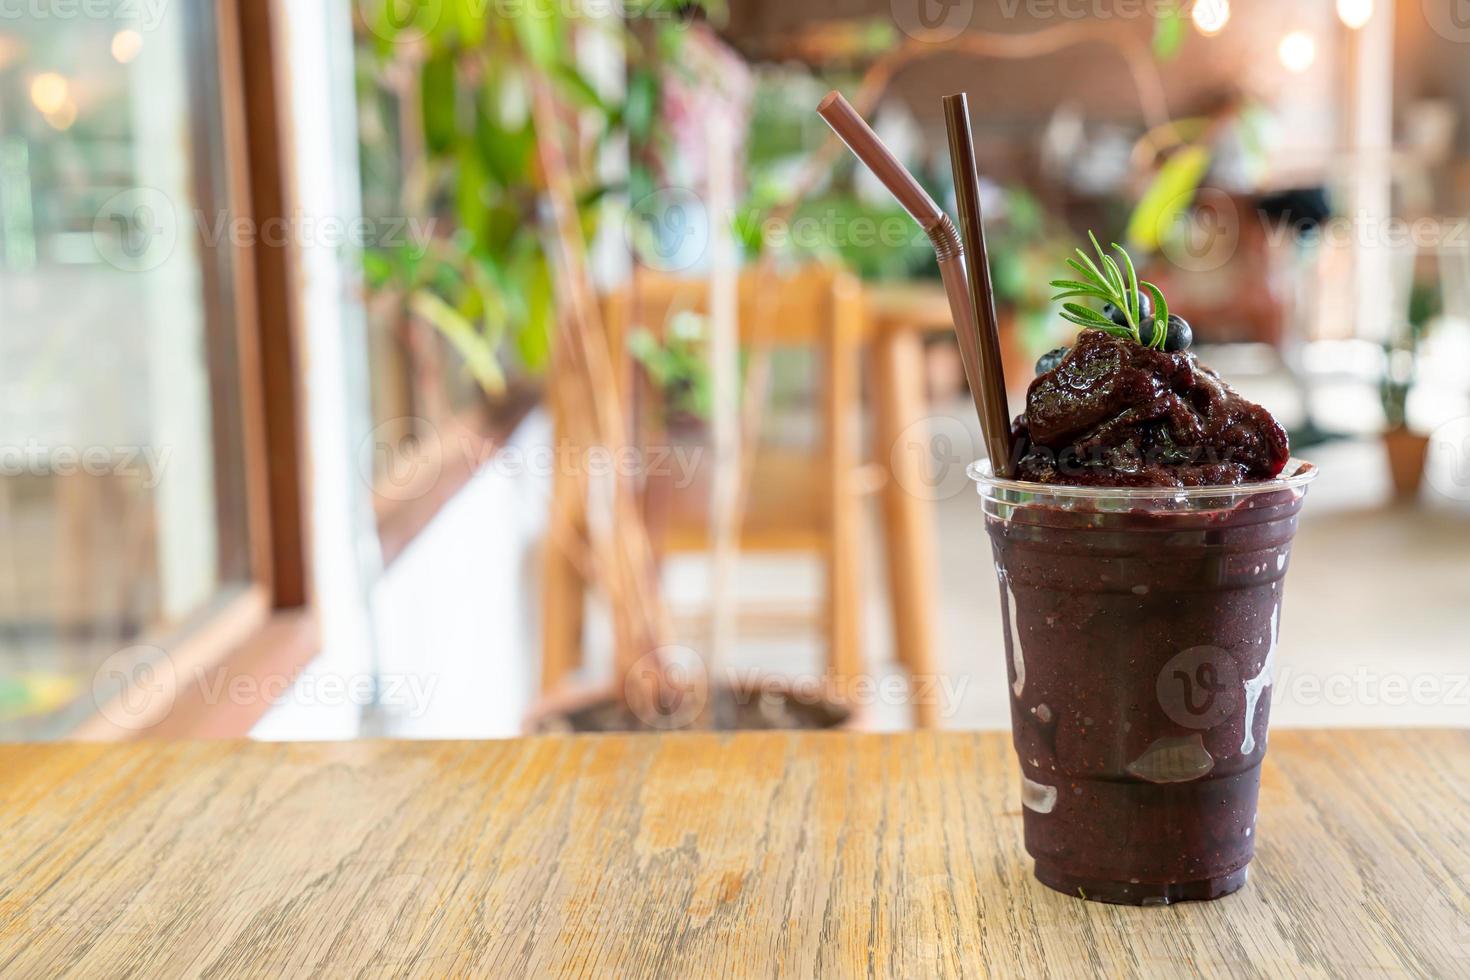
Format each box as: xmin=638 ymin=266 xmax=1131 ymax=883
xmin=368 ymin=414 xmax=551 ymax=739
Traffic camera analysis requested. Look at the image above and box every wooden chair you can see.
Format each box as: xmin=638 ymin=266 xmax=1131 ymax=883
xmin=540 ymin=264 xmax=941 ymax=726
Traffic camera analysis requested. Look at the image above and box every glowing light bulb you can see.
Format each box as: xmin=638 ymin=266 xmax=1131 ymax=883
xmin=1278 ymin=31 xmax=1317 ymax=73
xmin=1191 ymin=0 xmax=1230 ymax=36
xmin=29 ymin=72 xmax=68 ymax=115
xmin=1337 ymin=0 xmax=1373 ymax=29
xmin=44 ymin=100 xmax=77 ymax=131
xmin=111 ymin=29 xmax=143 ymax=63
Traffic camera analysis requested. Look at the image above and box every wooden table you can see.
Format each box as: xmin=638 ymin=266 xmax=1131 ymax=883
xmin=3 ymin=730 xmax=1467 ymax=976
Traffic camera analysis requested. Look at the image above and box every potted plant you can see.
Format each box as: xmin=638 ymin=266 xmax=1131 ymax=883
xmin=1380 ymin=281 xmax=1439 ymax=499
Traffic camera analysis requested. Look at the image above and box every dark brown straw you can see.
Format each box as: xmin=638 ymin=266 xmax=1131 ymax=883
xmin=941 ymin=93 xmax=1014 ymax=477
xmin=816 ymin=91 xmax=991 ymax=442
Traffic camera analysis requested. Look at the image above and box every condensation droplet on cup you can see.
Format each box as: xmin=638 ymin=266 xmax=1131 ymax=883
xmin=1126 ymin=734 xmax=1216 ymax=784
xmin=1022 ymin=776 xmax=1057 ymax=814
xmin=1001 ymin=571 xmax=1025 ymax=698
xmin=1240 ymin=604 xmax=1280 ymax=755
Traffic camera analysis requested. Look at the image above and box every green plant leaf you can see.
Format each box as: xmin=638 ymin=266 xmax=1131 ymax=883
xmin=411 ymin=289 xmax=505 ymax=394
xmin=475 ymin=95 xmax=535 ymax=189
xmin=553 ymin=64 xmax=608 ymax=113
xmin=1061 ymin=302 xmax=1112 ymax=324
xmin=455 ymin=143 xmax=490 ymax=244
xmin=362 ymin=0 xmax=440 ymax=50
xmin=1113 ymin=242 xmax=1141 ymax=326
xmin=624 ymin=69 xmax=658 ymax=149
xmin=1125 ymin=143 xmax=1211 ymax=252
xmin=1048 ymin=278 xmax=1097 ymax=293
xmin=1141 ymin=281 xmax=1169 ymax=349
xmin=363 ymin=249 xmax=396 ymax=288
xmin=420 ymin=51 xmax=458 ymax=157
xmin=448 ymin=0 xmax=486 ymax=46
xmin=517 ymin=258 xmax=553 ymax=372
xmin=1152 ymin=0 xmax=1185 ymax=61
xmin=1066 ymin=255 xmax=1108 ymax=290
xmin=510 ymin=10 xmax=560 ymax=69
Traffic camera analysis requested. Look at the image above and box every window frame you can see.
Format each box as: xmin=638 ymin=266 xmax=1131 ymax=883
xmin=75 ymin=0 xmax=316 ymax=740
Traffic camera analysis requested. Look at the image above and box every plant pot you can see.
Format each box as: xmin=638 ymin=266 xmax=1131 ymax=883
xmin=525 ymin=676 xmax=859 ymax=734
xmin=1383 ymin=427 xmax=1430 ymax=499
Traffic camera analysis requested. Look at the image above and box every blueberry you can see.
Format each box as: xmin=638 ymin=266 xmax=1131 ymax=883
xmin=1137 ymin=312 xmax=1191 ymax=351
xmin=1035 ymin=346 xmax=1069 ymax=375
xmin=1102 ymin=291 xmax=1152 ymax=328
xmin=1164 ymin=314 xmax=1193 ymax=351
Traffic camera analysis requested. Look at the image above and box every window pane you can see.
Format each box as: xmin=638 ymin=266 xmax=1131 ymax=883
xmin=0 ymin=5 xmax=250 ymax=738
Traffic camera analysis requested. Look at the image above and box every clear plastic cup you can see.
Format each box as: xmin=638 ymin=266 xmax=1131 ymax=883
xmin=969 ymin=459 xmax=1317 ymax=905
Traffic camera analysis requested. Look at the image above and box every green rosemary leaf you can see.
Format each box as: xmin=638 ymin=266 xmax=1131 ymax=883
xmin=1051 ymin=233 xmax=1171 ymax=350
xmin=1087 ymin=231 xmax=1121 ymax=293
xmin=1142 ymin=281 xmax=1169 ymax=350
xmin=1070 ymin=249 xmax=1109 ymax=289
xmin=1060 ymin=310 xmax=1102 ymax=329
xmin=1063 ymin=265 xmax=1108 ymax=296
xmin=1061 ymin=302 xmax=1112 ymax=324
xmin=1100 ymin=253 xmax=1125 ymax=296
xmin=1048 ymin=279 xmax=1096 ymax=292
xmin=1113 ymin=243 xmax=1140 ymax=326
xmin=1087 ymin=230 xmax=1106 ymax=261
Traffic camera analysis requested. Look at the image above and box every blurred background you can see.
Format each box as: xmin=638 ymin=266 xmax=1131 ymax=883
xmin=1 ymin=0 xmax=1467 ymax=741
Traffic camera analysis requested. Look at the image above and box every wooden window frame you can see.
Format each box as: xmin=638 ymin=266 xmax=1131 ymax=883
xmin=77 ymin=0 xmax=317 ymax=740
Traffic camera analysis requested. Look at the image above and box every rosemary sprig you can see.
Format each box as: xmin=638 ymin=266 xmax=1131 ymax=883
xmin=1049 ymin=233 xmax=1169 ymax=350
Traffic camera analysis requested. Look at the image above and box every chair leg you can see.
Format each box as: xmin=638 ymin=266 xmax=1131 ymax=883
xmin=824 ymin=279 xmax=864 ymax=688
xmin=872 ymin=330 xmax=941 ymax=728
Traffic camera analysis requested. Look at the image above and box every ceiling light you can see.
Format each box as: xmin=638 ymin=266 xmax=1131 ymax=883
xmin=111 ymin=29 xmax=143 ymax=63
xmin=29 ymin=72 xmax=68 ymax=115
xmin=1278 ymin=31 xmax=1317 ymax=73
xmin=1191 ymin=0 xmax=1230 ymax=35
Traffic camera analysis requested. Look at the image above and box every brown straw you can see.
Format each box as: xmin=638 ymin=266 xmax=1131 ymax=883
xmin=816 ymin=91 xmax=992 ymax=445
xmin=818 ymin=91 xmax=947 ymax=236
xmin=941 ymin=93 xmax=1014 ymax=477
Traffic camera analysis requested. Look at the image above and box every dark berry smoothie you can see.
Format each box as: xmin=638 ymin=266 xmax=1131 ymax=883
xmin=976 ymin=330 xmax=1314 ymax=905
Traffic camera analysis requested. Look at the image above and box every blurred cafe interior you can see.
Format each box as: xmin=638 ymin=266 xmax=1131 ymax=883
xmin=1 ymin=0 xmax=1468 ymax=741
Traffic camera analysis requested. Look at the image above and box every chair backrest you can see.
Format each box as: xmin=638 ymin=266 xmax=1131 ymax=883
xmin=603 ymin=263 xmax=862 ymax=354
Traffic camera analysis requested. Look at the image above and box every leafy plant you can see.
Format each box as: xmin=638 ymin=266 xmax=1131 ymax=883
xmin=1050 ymin=233 xmax=1169 ymax=349
xmin=355 ymin=1 xmax=722 ymax=394
xmin=627 ymin=313 xmax=712 ymax=421
xmin=1381 ymin=281 xmax=1441 ymax=429
xmin=1151 ymin=0 xmax=1185 ymax=60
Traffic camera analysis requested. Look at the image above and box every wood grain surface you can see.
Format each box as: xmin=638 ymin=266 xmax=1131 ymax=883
xmin=2 ymin=730 xmax=1468 ymax=977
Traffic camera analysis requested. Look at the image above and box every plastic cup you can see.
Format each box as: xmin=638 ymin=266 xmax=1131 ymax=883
xmin=969 ymin=459 xmax=1317 ymax=905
